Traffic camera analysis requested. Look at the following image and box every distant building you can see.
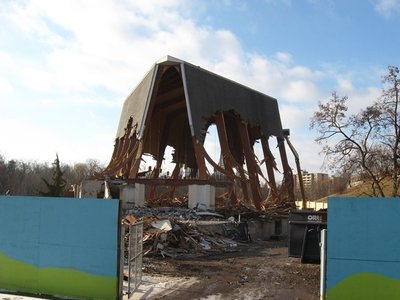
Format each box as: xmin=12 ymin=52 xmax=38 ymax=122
xmin=294 ymin=170 xmax=330 ymax=200
xmin=294 ymin=170 xmax=329 ymax=188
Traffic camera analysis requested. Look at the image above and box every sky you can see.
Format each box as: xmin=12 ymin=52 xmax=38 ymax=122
xmin=0 ymin=0 xmax=399 ymax=175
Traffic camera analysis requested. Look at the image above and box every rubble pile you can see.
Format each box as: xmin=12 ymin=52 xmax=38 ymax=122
xmin=144 ymin=218 xmax=237 ymax=258
xmin=263 ymin=193 xmax=297 ymax=215
xmin=124 ymin=209 xmax=240 ymax=258
xmin=146 ymin=192 xmax=188 ymax=208
xmin=263 ymin=201 xmax=295 ymax=215
xmin=123 ymin=200 xmax=290 ymax=258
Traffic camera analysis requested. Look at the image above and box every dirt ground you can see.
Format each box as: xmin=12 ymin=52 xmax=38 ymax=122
xmin=137 ymin=240 xmax=320 ymax=300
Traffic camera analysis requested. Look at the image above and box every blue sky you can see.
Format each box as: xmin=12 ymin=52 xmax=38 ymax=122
xmin=0 ymin=0 xmax=399 ymax=174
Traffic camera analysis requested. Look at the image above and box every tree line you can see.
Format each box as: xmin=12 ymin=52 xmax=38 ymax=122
xmin=0 ymin=154 xmax=104 ymax=196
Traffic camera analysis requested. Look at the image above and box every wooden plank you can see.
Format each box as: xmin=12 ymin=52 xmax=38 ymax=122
xmin=192 ymin=138 xmax=209 ymax=180
xmin=261 ymin=135 xmax=278 ymax=197
xmin=215 ymin=113 xmax=240 ymax=205
xmin=129 ymin=140 xmax=145 ymax=178
xmin=277 ymin=136 xmax=295 ymax=203
xmin=237 ymin=118 xmax=263 ymax=210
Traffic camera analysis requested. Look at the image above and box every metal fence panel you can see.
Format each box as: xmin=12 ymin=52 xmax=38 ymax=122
xmin=124 ymin=221 xmax=143 ymax=298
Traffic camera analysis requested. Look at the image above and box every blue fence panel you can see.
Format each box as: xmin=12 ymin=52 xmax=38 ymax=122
xmin=0 ymin=196 xmax=120 ymax=300
xmin=327 ymin=197 xmax=400 ymax=299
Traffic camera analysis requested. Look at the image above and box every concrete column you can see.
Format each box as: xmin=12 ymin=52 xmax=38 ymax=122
xmin=188 ymin=185 xmax=215 ymax=210
xmin=120 ymin=184 xmax=145 ymax=208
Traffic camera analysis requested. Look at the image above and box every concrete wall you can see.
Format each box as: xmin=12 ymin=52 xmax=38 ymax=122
xmin=120 ymin=183 xmax=145 ymax=208
xmin=0 ymin=196 xmax=120 ymax=300
xmin=247 ymin=218 xmax=288 ymax=241
xmin=327 ymin=197 xmax=400 ymax=299
xmin=188 ymin=185 xmax=215 ymax=209
xmin=195 ymin=218 xmax=288 ymax=241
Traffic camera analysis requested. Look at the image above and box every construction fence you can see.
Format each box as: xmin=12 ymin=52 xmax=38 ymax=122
xmin=0 ymin=196 xmax=144 ymax=300
xmin=123 ymin=221 xmax=143 ymax=298
xmin=327 ymin=197 xmax=400 ymax=299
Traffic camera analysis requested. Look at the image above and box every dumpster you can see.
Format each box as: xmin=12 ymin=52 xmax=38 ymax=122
xmin=288 ymin=210 xmax=327 ymax=263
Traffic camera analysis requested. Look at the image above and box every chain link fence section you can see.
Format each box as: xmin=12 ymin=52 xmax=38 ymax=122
xmin=123 ymin=221 xmax=143 ymax=298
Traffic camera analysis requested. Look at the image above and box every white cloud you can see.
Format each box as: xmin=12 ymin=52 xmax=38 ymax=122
xmin=222 ymin=53 xmax=324 ymax=104
xmin=336 ymin=77 xmax=353 ymax=92
xmin=345 ymin=87 xmax=381 ymax=114
xmin=1 ymin=1 xmax=324 ymax=105
xmin=280 ymin=105 xmax=313 ymax=129
xmin=288 ymin=134 xmax=326 ymax=172
xmin=333 ymin=76 xmax=381 ymax=113
xmin=0 ymin=51 xmax=11 ymax=65
xmin=0 ymin=79 xmax=13 ymax=95
xmin=0 ymin=52 xmax=15 ymax=97
xmin=20 ymin=67 xmax=54 ymax=92
xmin=288 ymin=66 xmax=323 ymax=79
xmin=375 ymin=0 xmax=400 ymax=17
xmin=276 ymin=52 xmax=293 ymax=64
xmin=282 ymin=80 xmax=320 ymax=102
xmin=0 ymin=113 xmax=117 ymax=164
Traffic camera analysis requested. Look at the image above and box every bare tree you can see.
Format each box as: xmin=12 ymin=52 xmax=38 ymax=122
xmin=377 ymin=66 xmax=400 ymax=196
xmin=85 ymin=158 xmax=104 ymax=177
xmin=310 ymin=66 xmax=400 ymax=197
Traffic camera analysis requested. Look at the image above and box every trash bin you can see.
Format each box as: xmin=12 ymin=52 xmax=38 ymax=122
xmin=288 ymin=210 xmax=327 ymax=263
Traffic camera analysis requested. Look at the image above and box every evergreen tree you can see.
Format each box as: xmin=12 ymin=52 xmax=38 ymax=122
xmin=39 ymin=154 xmax=67 ymax=197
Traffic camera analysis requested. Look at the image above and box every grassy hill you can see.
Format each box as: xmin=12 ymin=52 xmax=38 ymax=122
xmin=316 ymin=179 xmax=395 ymax=203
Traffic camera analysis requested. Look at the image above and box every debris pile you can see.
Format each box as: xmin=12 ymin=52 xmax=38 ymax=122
xmin=263 ymin=200 xmax=295 ymax=215
xmin=123 ymin=200 xmax=290 ymax=258
xmin=146 ymin=218 xmax=238 ymax=258
xmin=124 ymin=211 xmax=240 ymax=258
xmin=146 ymin=191 xmax=188 ymax=208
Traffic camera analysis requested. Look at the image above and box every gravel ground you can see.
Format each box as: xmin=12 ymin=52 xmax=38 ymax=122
xmin=135 ymin=240 xmax=320 ymax=300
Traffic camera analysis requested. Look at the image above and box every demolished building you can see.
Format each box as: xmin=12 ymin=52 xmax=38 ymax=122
xmin=92 ymin=56 xmax=295 ymax=212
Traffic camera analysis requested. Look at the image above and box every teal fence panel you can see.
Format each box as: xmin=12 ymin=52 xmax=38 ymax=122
xmin=0 ymin=196 xmax=120 ymax=300
xmin=327 ymin=197 xmax=400 ymax=300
